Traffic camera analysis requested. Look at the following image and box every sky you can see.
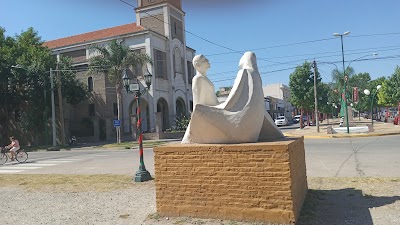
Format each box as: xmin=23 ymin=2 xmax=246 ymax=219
xmin=1 ymin=0 xmax=400 ymax=89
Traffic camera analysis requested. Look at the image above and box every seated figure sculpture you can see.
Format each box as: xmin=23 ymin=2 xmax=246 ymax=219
xmin=191 ymin=54 xmax=219 ymax=108
xmin=182 ymin=52 xmax=284 ymax=144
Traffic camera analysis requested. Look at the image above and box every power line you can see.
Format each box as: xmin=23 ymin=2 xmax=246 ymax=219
xmin=206 ymin=38 xmax=337 ymax=56
xmin=118 ymin=0 xmax=400 ymax=79
xmin=207 ymin=32 xmax=400 ymax=57
xmin=350 ymin=32 xmax=400 ymax=38
xmin=211 ymin=66 xmax=299 ymax=83
xmin=211 ymin=44 xmax=400 ymax=68
xmin=124 ymin=0 xmax=400 ymax=61
xmin=209 ymin=53 xmax=400 ymax=82
xmin=118 ymin=0 xmax=243 ymax=55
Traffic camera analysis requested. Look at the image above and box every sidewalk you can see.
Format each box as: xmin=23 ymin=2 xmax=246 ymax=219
xmin=284 ymin=117 xmax=400 ymax=138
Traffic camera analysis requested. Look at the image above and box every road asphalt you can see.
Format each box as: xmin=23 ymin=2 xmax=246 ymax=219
xmin=1 ymin=134 xmax=399 ymax=178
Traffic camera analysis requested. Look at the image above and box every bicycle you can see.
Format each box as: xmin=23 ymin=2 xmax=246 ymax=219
xmin=0 ymin=146 xmax=28 ymax=165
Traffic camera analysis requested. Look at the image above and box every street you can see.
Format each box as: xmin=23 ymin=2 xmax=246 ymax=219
xmin=279 ymin=123 xmax=300 ymax=132
xmin=1 ymin=135 xmax=399 ymax=177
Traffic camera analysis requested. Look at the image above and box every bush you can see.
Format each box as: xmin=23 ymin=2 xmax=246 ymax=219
xmin=174 ymin=115 xmax=190 ymax=131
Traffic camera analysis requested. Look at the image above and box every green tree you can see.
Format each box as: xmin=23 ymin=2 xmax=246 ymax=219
xmin=331 ymin=66 xmax=356 ymax=117
xmin=12 ymin=28 xmax=55 ymax=143
xmin=0 ymin=27 xmax=88 ymax=145
xmin=331 ymin=66 xmax=355 ymax=91
xmin=89 ymin=40 xmax=152 ymax=143
xmin=378 ymin=67 xmax=400 ymax=107
xmin=317 ymin=82 xmax=331 ymax=114
xmin=289 ymin=62 xmax=318 ymax=127
xmin=348 ymin=72 xmax=371 ymax=113
xmin=0 ymin=27 xmax=17 ymax=145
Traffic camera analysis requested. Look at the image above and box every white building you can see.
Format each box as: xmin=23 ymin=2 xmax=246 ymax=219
xmin=263 ymin=83 xmax=294 ymax=119
xmin=45 ymin=0 xmax=195 ymax=142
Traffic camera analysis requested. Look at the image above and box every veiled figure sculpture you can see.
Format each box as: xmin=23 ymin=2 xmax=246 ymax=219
xmin=182 ymin=52 xmax=284 ymax=144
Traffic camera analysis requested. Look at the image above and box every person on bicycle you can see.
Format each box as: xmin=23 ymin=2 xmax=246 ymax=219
xmin=6 ymin=136 xmax=20 ymax=161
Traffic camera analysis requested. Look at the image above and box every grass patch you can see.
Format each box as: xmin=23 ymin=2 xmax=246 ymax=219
xmin=146 ymin=213 xmax=161 ymax=221
xmin=173 ymin=218 xmax=189 ymax=224
xmin=0 ymin=174 xmax=148 ymax=192
xmin=101 ymin=141 xmax=167 ymax=149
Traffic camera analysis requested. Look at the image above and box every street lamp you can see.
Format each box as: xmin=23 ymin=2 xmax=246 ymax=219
xmin=364 ymin=85 xmax=382 ymax=125
xmin=123 ymin=68 xmax=153 ymax=182
xmin=333 ymin=31 xmax=351 ymax=133
xmin=348 ymin=53 xmax=378 ymax=69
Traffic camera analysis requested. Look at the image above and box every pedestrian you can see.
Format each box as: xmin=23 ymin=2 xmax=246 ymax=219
xmin=6 ymin=136 xmax=20 ymax=161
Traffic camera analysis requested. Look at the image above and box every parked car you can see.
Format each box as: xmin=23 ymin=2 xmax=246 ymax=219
xmin=293 ymin=115 xmax=301 ymax=123
xmin=275 ymin=116 xmax=288 ymax=126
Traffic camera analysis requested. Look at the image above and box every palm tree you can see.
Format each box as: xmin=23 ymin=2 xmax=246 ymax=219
xmin=331 ymin=67 xmax=354 ymax=90
xmin=331 ymin=66 xmax=355 ymax=118
xmin=331 ymin=66 xmax=355 ymax=91
xmin=89 ymin=40 xmax=152 ymax=143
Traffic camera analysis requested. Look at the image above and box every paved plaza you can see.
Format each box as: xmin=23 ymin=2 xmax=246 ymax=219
xmin=284 ymin=117 xmax=400 ymax=138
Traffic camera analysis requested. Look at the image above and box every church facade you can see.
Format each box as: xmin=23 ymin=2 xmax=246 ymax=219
xmin=44 ymin=0 xmax=195 ymax=142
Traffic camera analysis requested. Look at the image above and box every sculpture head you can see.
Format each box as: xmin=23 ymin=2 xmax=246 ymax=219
xmin=193 ymin=54 xmax=210 ymax=75
xmin=239 ymin=51 xmax=258 ymax=70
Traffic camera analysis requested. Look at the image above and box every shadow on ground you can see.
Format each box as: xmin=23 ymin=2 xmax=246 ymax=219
xmin=298 ymin=188 xmax=400 ymax=225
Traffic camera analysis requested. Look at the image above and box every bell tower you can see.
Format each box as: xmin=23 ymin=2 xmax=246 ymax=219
xmin=137 ymin=0 xmax=181 ymax=10
xmin=135 ymin=0 xmax=184 ymax=40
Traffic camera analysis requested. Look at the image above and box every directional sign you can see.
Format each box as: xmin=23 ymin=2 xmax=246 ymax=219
xmin=113 ymin=120 xmax=121 ymax=127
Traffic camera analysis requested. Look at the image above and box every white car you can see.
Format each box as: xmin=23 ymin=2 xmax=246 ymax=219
xmin=294 ymin=115 xmax=301 ymax=123
xmin=275 ymin=116 xmax=288 ymax=126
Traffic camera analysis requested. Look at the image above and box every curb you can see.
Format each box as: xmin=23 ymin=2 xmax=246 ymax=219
xmin=284 ymin=132 xmax=400 ymax=139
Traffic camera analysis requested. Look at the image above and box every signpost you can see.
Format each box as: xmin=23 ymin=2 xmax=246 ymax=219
xmin=113 ymin=120 xmax=120 ymax=127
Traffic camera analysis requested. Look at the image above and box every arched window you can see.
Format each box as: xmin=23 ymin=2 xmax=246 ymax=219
xmin=176 ymin=98 xmax=186 ymax=116
xmin=174 ymin=47 xmax=182 ymax=73
xmin=88 ymin=77 xmax=93 ymax=92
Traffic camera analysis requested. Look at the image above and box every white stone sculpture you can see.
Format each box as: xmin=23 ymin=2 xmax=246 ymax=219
xmin=182 ymin=52 xmax=284 ymax=144
xmin=191 ymin=54 xmax=219 ymax=108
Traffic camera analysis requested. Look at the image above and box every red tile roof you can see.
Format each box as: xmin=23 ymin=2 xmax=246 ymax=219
xmin=44 ymin=23 xmax=145 ymax=49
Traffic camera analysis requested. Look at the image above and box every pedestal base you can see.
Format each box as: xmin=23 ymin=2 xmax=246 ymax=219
xmin=134 ymin=169 xmax=152 ymax=182
xmin=154 ymin=137 xmax=308 ymax=224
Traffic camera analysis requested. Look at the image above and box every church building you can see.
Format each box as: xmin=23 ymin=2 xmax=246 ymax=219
xmin=44 ymin=0 xmax=195 ymax=142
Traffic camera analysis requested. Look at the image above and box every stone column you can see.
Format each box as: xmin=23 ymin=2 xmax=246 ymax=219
xmin=155 ymin=112 xmax=163 ymax=134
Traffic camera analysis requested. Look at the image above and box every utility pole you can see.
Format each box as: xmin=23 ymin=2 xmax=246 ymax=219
xmin=56 ymin=61 xmax=66 ymax=146
xmin=50 ymin=68 xmax=57 ymax=146
xmin=313 ymin=60 xmax=320 ymax=133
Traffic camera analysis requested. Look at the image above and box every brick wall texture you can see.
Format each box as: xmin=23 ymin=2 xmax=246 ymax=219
xmin=141 ymin=14 xmax=165 ymax=36
xmin=154 ymin=137 xmax=308 ymax=224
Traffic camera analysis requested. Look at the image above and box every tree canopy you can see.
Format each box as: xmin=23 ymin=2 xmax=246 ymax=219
xmin=0 ymin=27 xmax=88 ymax=145
xmin=378 ymin=67 xmax=400 ymax=106
xmin=289 ymin=62 xmax=317 ymax=111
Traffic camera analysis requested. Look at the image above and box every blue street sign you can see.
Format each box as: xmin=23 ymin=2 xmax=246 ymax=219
xmin=113 ymin=120 xmax=121 ymax=127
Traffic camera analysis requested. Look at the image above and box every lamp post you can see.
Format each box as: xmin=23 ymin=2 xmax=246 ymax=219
xmin=123 ymin=68 xmax=153 ymax=182
xmin=364 ymin=85 xmax=382 ymax=125
xmin=348 ymin=53 xmax=378 ymax=69
xmin=334 ymin=31 xmax=351 ymax=133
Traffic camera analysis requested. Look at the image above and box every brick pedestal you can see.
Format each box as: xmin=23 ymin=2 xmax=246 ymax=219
xmin=154 ymin=137 xmax=307 ymax=224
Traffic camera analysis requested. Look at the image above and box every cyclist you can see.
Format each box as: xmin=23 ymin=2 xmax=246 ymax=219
xmin=6 ymin=136 xmax=20 ymax=161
